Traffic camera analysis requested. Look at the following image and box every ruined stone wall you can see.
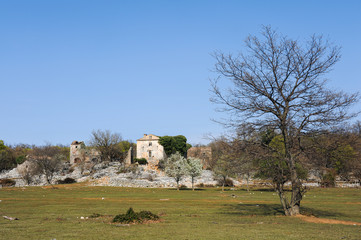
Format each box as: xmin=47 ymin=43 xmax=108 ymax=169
xmin=187 ymin=147 xmax=212 ymax=169
xmin=70 ymin=141 xmax=100 ymax=165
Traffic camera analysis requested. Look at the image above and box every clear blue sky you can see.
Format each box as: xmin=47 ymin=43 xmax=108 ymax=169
xmin=1 ymin=0 xmax=360 ymax=146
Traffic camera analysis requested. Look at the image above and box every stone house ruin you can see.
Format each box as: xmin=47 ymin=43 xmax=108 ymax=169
xmin=70 ymin=141 xmax=100 ymax=165
xmin=70 ymin=140 xmax=133 ymax=167
xmin=70 ymin=135 xmax=211 ymax=169
xmin=136 ymin=134 xmax=165 ymax=167
xmin=187 ymin=147 xmax=212 ymax=169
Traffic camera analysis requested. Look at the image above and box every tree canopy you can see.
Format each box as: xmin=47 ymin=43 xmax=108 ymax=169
xmin=158 ymin=135 xmax=192 ymax=157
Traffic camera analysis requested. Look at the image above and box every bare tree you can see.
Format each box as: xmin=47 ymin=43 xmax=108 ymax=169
xmin=17 ymin=160 xmax=41 ymax=185
xmin=89 ymin=130 xmax=123 ymax=162
xmin=211 ymin=26 xmax=359 ymax=215
xmin=210 ymin=132 xmax=257 ymax=192
xmin=29 ymin=145 xmax=65 ymax=187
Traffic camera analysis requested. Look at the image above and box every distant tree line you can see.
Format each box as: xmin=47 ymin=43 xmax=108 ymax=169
xmin=207 ymin=122 xmax=361 ymax=190
xmin=0 ymin=129 xmax=135 ymax=186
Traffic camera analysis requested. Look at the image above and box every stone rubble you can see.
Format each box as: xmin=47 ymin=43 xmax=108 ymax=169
xmin=0 ymin=161 xmax=225 ymax=188
xmin=4 ymin=161 xmax=358 ymax=188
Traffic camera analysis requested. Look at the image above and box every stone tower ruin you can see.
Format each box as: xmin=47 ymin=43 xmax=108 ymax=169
xmin=70 ymin=141 xmax=86 ymax=164
xmin=70 ymin=141 xmax=100 ymax=165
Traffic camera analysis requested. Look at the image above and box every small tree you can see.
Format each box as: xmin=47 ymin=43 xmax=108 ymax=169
xmin=0 ymin=140 xmax=17 ymax=171
xmin=213 ymin=156 xmax=235 ymax=192
xmin=186 ymin=157 xmax=203 ymax=190
xmin=209 ymin=133 xmax=257 ymax=191
xmin=17 ymin=160 xmax=41 ymax=185
xmin=29 ymin=145 xmax=65 ymax=187
xmin=164 ymin=152 xmax=188 ymax=190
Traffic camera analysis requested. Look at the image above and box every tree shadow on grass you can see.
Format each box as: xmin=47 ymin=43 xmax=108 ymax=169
xmin=223 ymin=203 xmax=285 ymax=216
xmin=222 ymin=203 xmax=346 ymax=218
xmin=300 ymin=206 xmax=346 ymax=219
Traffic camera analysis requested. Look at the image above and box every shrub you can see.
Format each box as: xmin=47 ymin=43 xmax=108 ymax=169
xmin=89 ymin=213 xmax=102 ymax=218
xmin=137 ymin=211 xmax=159 ymax=221
xmin=321 ymin=170 xmax=336 ymax=187
xmin=117 ymin=164 xmax=138 ymax=174
xmin=57 ymin=177 xmax=76 ymax=184
xmin=157 ymin=159 xmax=166 ymax=170
xmin=217 ymin=178 xmax=234 ymax=187
xmin=16 ymin=155 xmax=26 ymax=165
xmin=196 ymin=183 xmax=215 ymax=188
xmin=0 ymin=178 xmax=16 ymax=187
xmin=113 ymin=208 xmax=159 ymax=224
xmin=133 ymin=158 xmax=148 ymax=165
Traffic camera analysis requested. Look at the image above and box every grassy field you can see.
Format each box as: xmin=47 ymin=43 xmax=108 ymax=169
xmin=0 ymin=184 xmax=360 ymax=240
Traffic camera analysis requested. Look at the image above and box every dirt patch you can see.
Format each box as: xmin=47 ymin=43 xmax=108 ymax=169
xmin=295 ymin=215 xmax=361 ymax=226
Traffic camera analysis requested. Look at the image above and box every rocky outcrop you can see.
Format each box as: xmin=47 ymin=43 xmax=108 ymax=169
xmin=0 ymin=162 xmax=223 ymax=188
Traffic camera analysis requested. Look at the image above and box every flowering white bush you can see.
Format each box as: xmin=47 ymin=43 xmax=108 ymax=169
xmin=187 ymin=157 xmax=203 ymax=190
xmin=164 ymin=152 xmax=188 ymax=190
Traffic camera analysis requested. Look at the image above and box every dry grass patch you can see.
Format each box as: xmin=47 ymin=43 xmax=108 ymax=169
xmin=296 ymin=215 xmax=361 ymax=226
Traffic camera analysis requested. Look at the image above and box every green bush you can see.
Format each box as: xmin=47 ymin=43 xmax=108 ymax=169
xmin=217 ymin=178 xmax=234 ymax=187
xmin=89 ymin=213 xmax=102 ymax=218
xmin=157 ymin=159 xmax=166 ymax=169
xmin=133 ymin=158 xmax=148 ymax=165
xmin=113 ymin=208 xmax=159 ymax=224
xmin=137 ymin=211 xmax=159 ymax=221
xmin=321 ymin=170 xmax=336 ymax=187
xmin=16 ymin=155 xmax=26 ymax=165
xmin=57 ymin=178 xmax=76 ymax=184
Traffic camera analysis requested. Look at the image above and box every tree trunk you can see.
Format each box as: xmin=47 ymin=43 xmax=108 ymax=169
xmin=275 ymin=183 xmax=291 ymax=216
xmin=288 ymin=154 xmax=303 ymax=215
xmin=44 ymin=171 xmax=55 ymax=189
xmin=246 ymin=174 xmax=250 ymax=192
xmin=222 ymin=176 xmax=226 ymax=192
xmin=192 ymin=177 xmax=195 ymax=191
xmin=280 ymin=126 xmax=303 ymax=216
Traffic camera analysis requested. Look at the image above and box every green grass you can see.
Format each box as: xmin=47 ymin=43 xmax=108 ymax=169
xmin=0 ymin=185 xmax=360 ymax=239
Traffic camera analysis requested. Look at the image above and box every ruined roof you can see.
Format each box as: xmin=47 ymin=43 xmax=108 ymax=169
xmin=71 ymin=141 xmax=84 ymax=145
xmin=137 ymin=134 xmax=160 ymax=141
